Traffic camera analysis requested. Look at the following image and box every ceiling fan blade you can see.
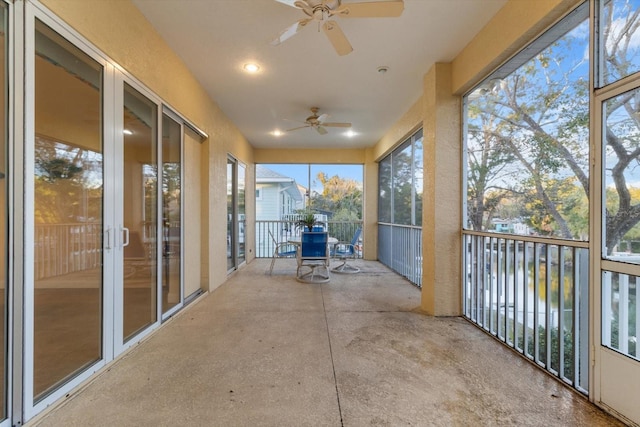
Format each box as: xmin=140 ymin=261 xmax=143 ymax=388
xmin=332 ymin=1 xmax=404 ymax=18
xmin=286 ymin=125 xmax=310 ymax=132
xmin=322 ymin=20 xmax=353 ymax=56
xmin=316 ymin=126 xmax=328 ymax=135
xmin=274 ymin=0 xmax=297 ymax=6
xmin=274 ymin=0 xmax=308 ymax=9
xmin=322 ymin=122 xmax=352 ymax=128
xmin=270 ymin=18 xmax=311 ymax=46
xmin=294 ymin=0 xmax=314 ymax=15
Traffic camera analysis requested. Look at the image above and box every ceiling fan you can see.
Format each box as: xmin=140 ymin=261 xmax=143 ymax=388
xmin=271 ymin=0 xmax=404 ymax=56
xmin=286 ymin=107 xmax=351 ymax=135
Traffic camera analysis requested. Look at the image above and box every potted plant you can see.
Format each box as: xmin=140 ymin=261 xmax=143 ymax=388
xmin=296 ymin=211 xmax=321 ymax=232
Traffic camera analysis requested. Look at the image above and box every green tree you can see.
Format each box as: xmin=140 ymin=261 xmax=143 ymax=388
xmin=466 ymin=108 xmax=518 ymax=230
xmin=34 ymin=137 xmax=102 ymax=223
xmin=311 ymin=172 xmax=362 ymax=219
xmin=466 ymin=18 xmax=590 ymax=240
xmin=468 ymin=5 xmax=640 ymax=252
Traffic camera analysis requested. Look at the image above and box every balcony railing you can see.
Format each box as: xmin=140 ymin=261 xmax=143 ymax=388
xmin=35 ymin=223 xmax=102 ymax=280
xmin=462 ymin=230 xmax=589 ymax=394
xmin=378 ymin=223 xmax=422 ymax=288
xmin=256 ymin=220 xmax=363 ymax=258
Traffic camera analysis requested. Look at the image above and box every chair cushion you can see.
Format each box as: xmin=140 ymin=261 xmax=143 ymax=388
xmin=300 ymin=232 xmax=328 ymax=258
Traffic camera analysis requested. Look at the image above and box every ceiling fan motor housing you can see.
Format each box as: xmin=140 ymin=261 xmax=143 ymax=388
xmin=300 ymin=0 xmax=341 ymax=19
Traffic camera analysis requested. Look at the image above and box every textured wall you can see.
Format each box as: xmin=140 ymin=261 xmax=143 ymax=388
xmin=422 ymin=63 xmax=461 ymax=316
xmin=253 ymin=148 xmax=365 ymax=164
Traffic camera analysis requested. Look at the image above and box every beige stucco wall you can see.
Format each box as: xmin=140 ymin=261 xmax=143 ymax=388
xmin=421 ymin=63 xmax=461 ymax=316
xmin=254 ymin=148 xmax=366 ymax=164
xmin=40 ymin=0 xmax=255 ymax=291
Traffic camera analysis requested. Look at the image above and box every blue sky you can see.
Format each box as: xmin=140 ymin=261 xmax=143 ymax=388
xmin=260 ymin=163 xmax=363 ymax=192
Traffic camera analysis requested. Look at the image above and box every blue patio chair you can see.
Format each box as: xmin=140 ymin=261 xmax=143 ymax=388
xmin=330 ymin=228 xmax=361 ymax=273
xmin=269 ymin=230 xmax=297 ymax=275
xmin=296 ymin=232 xmax=330 ymax=283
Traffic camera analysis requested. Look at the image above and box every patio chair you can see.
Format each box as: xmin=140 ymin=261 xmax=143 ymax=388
xmin=269 ymin=230 xmax=297 ymax=275
xmin=330 ymin=228 xmax=361 ymax=274
xmin=296 ymin=231 xmax=330 ymax=283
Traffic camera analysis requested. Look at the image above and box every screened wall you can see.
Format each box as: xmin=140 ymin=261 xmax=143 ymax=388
xmin=462 ymin=4 xmax=640 ymax=414
xmin=378 ymin=129 xmax=423 ymax=286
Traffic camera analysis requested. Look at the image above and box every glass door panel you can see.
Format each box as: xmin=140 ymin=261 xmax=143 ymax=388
xmin=0 ymin=1 xmax=7 ymax=419
xmin=161 ymin=114 xmax=181 ymax=315
xmin=122 ymin=83 xmax=157 ymax=341
xmin=238 ymin=163 xmax=245 ymax=265
xmin=602 ymin=88 xmax=640 ymax=262
xmin=33 ymin=20 xmax=103 ymax=401
xmin=227 ymin=159 xmax=235 ymax=271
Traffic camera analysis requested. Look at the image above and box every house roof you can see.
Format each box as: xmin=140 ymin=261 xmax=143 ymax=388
xmin=256 ymin=165 xmax=303 ymax=201
xmin=256 ymin=164 xmax=295 ymax=182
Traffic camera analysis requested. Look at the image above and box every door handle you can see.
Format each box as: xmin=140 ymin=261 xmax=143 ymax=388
xmin=105 ymin=227 xmax=112 ymax=250
xmin=122 ymin=227 xmax=130 ymax=247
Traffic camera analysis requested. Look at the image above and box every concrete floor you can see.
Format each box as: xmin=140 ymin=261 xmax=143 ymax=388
xmin=32 ymin=259 xmax=624 ymax=426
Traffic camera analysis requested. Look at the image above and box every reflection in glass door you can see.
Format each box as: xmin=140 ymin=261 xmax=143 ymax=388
xmin=122 ymin=83 xmax=157 ymax=341
xmin=161 ymin=113 xmax=181 ymax=315
xmin=33 ymin=20 xmax=103 ymax=401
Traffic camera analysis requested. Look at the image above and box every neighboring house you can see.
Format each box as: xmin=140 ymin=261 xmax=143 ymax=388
xmin=491 ymin=218 xmax=530 ymax=235
xmin=256 ymin=165 xmax=303 ymax=220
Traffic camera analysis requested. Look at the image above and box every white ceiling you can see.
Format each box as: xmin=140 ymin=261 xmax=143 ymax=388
xmin=131 ymin=0 xmax=506 ymax=149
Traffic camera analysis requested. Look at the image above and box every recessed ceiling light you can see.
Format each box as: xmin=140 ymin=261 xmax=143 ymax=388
xmin=243 ymin=63 xmax=260 ymax=73
xmin=123 ymin=129 xmax=133 ymax=135
xmin=345 ymin=130 xmax=356 ymax=138
xmin=272 ymin=129 xmax=283 ymax=137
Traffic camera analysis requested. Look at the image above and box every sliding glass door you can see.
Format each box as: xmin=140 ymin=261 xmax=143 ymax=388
xmin=227 ymin=158 xmax=235 ymax=271
xmin=227 ymin=156 xmax=245 ymax=272
xmin=31 ymin=18 xmax=104 ymax=403
xmin=19 ymin=3 xmax=198 ymax=422
xmin=121 ymin=82 xmax=158 ymax=342
xmin=161 ymin=112 xmax=182 ymax=317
